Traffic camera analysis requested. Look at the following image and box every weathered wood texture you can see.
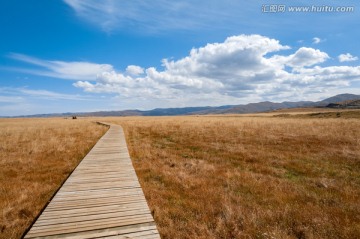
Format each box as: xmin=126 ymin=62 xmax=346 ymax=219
xmin=24 ymin=123 xmax=160 ymax=239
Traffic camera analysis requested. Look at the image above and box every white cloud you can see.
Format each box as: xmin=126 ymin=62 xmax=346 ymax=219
xmin=285 ymin=47 xmax=329 ymax=68
xmin=0 ymin=95 xmax=23 ymax=103
xmin=338 ymin=53 xmax=358 ymax=62
xmin=312 ymin=37 xmax=322 ymax=44
xmin=126 ymin=65 xmax=144 ymax=76
xmin=19 ymin=89 xmax=89 ymax=101
xmin=72 ymin=35 xmax=360 ymax=104
xmin=8 ymin=53 xmax=113 ymax=80
xmin=0 ymin=87 xmax=90 ymax=101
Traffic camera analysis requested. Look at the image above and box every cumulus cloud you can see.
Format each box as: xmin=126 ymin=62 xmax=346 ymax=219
xmin=285 ymin=47 xmax=329 ymax=68
xmin=338 ymin=53 xmax=358 ymax=62
xmin=8 ymin=53 xmax=113 ymax=80
xmin=72 ymin=34 xmax=360 ymax=103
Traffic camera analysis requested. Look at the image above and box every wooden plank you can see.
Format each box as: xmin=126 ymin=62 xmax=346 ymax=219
xmin=44 ymin=198 xmax=148 ymax=211
xmin=24 ymin=123 xmax=160 ymax=239
xmin=32 ymin=210 xmax=154 ymax=227
xmin=39 ymin=203 xmax=151 ymax=220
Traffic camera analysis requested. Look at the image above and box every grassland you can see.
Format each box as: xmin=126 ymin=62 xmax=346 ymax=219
xmin=0 ymin=118 xmax=107 ymax=239
xmin=105 ymin=114 xmax=360 ymax=239
xmin=1 ymin=113 xmax=360 ymax=239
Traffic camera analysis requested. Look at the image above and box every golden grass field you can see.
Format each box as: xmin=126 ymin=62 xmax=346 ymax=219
xmin=1 ymin=111 xmax=360 ymax=238
xmin=0 ymin=118 xmax=108 ymax=239
xmin=106 ymin=113 xmax=360 ymax=239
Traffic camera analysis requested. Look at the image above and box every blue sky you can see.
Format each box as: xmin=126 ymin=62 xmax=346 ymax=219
xmin=0 ymin=0 xmax=359 ymax=116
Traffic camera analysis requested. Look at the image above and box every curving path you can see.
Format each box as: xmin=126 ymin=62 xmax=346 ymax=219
xmin=24 ymin=123 xmax=160 ymax=239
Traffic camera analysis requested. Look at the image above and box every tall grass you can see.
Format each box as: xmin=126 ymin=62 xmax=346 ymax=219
xmin=107 ymin=116 xmax=360 ymax=238
xmin=0 ymin=118 xmax=107 ymax=239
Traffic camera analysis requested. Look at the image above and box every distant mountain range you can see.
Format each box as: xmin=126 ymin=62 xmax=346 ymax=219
xmin=10 ymin=93 xmax=360 ymax=118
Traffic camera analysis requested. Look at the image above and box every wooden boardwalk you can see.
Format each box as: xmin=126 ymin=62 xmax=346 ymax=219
xmin=25 ymin=123 xmax=160 ymax=239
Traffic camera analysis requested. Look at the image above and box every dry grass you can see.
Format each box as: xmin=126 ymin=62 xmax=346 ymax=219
xmin=2 ymin=115 xmax=359 ymax=239
xmin=104 ymin=116 xmax=360 ymax=239
xmin=0 ymin=118 xmax=107 ymax=239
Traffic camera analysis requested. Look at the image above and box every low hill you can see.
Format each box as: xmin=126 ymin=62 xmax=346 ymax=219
xmin=326 ymin=99 xmax=360 ymax=109
xmin=318 ymin=93 xmax=360 ymax=106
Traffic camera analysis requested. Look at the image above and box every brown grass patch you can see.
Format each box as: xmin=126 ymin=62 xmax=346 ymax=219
xmin=0 ymin=118 xmax=107 ymax=239
xmin=104 ymin=116 xmax=360 ymax=239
